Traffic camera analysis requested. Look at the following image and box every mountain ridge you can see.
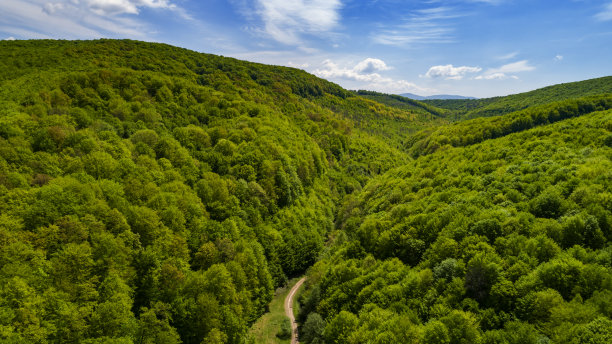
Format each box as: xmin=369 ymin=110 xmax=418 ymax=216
xmin=399 ymin=92 xmax=477 ymax=100
xmin=423 ymin=75 xmax=612 ymax=119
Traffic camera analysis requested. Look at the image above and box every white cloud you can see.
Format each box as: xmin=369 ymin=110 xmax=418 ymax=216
xmin=493 ymin=60 xmax=535 ymax=73
xmin=353 ymin=58 xmax=391 ymax=74
xmin=424 ymin=64 xmax=481 ymax=80
xmin=476 ymin=60 xmax=535 ymax=80
xmin=313 ymin=58 xmax=432 ymax=94
xmin=372 ymin=6 xmax=460 ymax=47
xmin=314 ymin=59 xmax=380 ymax=82
xmin=253 ymin=0 xmax=342 ymax=45
xmin=0 ymin=0 xmax=184 ymax=40
xmin=3 ymin=36 xmax=16 ymax=40
xmin=43 ymin=2 xmax=64 ymax=14
xmin=497 ymin=51 xmax=518 ymax=60
xmin=595 ymin=2 xmax=612 ymax=21
xmin=86 ymin=0 xmax=175 ymax=16
xmin=554 ymin=55 xmax=563 ymax=61
xmin=475 ymin=73 xmax=518 ymax=80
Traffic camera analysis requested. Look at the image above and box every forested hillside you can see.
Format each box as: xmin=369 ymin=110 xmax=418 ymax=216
xmin=424 ymin=76 xmax=612 ymax=120
xmin=408 ymin=94 xmax=612 ymax=157
xmin=0 ymin=39 xmax=437 ymax=344
xmin=298 ymin=107 xmax=612 ymax=343
xmin=1 ymin=39 xmax=610 ymax=344
xmin=354 ymin=90 xmax=449 ymax=119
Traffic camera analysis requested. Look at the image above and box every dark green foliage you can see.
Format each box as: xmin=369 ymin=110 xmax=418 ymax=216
xmin=276 ymin=317 xmax=292 ymax=340
xmin=530 ymin=189 xmax=564 ymax=219
xmin=302 ymin=313 xmax=326 ymax=344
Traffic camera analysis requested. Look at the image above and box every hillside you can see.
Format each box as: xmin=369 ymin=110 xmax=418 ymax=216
xmin=425 ymin=76 xmax=612 ymax=120
xmin=354 ymin=90 xmax=450 ymax=119
xmin=0 ymin=39 xmax=438 ymax=344
xmin=408 ymin=94 xmax=612 ymax=157
xmin=1 ymin=39 xmax=611 ymax=344
xmin=298 ymin=107 xmax=612 ymax=343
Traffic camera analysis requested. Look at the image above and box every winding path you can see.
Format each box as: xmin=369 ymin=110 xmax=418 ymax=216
xmin=285 ymin=277 xmax=306 ymax=344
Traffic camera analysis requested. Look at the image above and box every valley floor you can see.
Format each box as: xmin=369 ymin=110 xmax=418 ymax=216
xmin=248 ymin=277 xmax=304 ymax=344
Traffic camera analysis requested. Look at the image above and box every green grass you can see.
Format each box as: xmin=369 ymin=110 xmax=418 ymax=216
xmin=248 ymin=277 xmax=304 ymax=344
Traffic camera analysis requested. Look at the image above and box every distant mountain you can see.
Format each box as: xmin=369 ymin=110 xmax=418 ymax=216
xmin=399 ymin=93 xmax=477 ymax=100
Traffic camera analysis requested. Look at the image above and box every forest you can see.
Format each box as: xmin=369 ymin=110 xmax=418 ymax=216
xmin=423 ymin=76 xmax=612 ymax=120
xmin=0 ymin=39 xmax=610 ymax=344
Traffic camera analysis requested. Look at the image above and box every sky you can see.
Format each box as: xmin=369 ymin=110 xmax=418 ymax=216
xmin=2 ymin=1 xmax=612 ymax=97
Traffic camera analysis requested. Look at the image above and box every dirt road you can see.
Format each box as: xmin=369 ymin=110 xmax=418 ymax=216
xmin=284 ymin=277 xmax=306 ymax=344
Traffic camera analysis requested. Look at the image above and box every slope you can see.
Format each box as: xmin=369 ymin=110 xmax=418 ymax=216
xmin=408 ymin=93 xmax=612 ymax=157
xmin=0 ymin=39 xmax=436 ymax=344
xmin=425 ymin=76 xmax=612 ymax=120
xmin=354 ymin=90 xmax=450 ymax=119
xmin=298 ymin=107 xmax=612 ymax=343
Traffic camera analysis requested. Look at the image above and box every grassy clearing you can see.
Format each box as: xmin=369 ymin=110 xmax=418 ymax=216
xmin=248 ymin=277 xmax=303 ymax=344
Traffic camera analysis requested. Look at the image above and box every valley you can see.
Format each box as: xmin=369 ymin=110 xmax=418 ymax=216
xmin=0 ymin=39 xmax=610 ymax=344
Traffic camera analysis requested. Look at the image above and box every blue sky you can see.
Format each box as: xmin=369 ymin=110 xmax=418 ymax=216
xmin=2 ymin=1 xmax=612 ymax=97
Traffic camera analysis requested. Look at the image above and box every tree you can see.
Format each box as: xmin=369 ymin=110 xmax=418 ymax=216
xmin=136 ymin=303 xmax=181 ymax=344
xmin=422 ymin=320 xmax=450 ymax=344
xmin=302 ymin=313 xmax=326 ymax=344
xmin=439 ymin=310 xmax=481 ymax=344
xmin=276 ymin=317 xmax=292 ymax=340
xmin=576 ymin=317 xmax=612 ymax=344
xmin=324 ymin=311 xmax=358 ymax=344
xmin=530 ymin=190 xmax=564 ymax=219
xmin=464 ymin=254 xmax=501 ymax=303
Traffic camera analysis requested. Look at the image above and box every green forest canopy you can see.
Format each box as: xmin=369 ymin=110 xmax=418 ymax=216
xmin=0 ymin=39 xmax=439 ymax=344
xmin=299 ymin=102 xmax=612 ymax=344
xmin=422 ymin=75 xmax=612 ymax=120
xmin=0 ymin=39 xmax=610 ymax=344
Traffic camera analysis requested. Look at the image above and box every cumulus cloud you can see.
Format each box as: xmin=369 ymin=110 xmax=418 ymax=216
xmin=554 ymin=55 xmax=563 ymax=61
xmin=424 ymin=64 xmax=481 ymax=80
xmin=3 ymin=37 xmax=16 ymax=40
xmin=476 ymin=60 xmax=535 ymax=80
xmin=595 ymin=2 xmax=612 ymax=21
xmin=353 ymin=58 xmax=391 ymax=74
xmin=313 ymin=58 xmax=432 ymax=94
xmin=253 ymin=0 xmax=342 ymax=45
xmin=313 ymin=59 xmax=378 ymax=82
